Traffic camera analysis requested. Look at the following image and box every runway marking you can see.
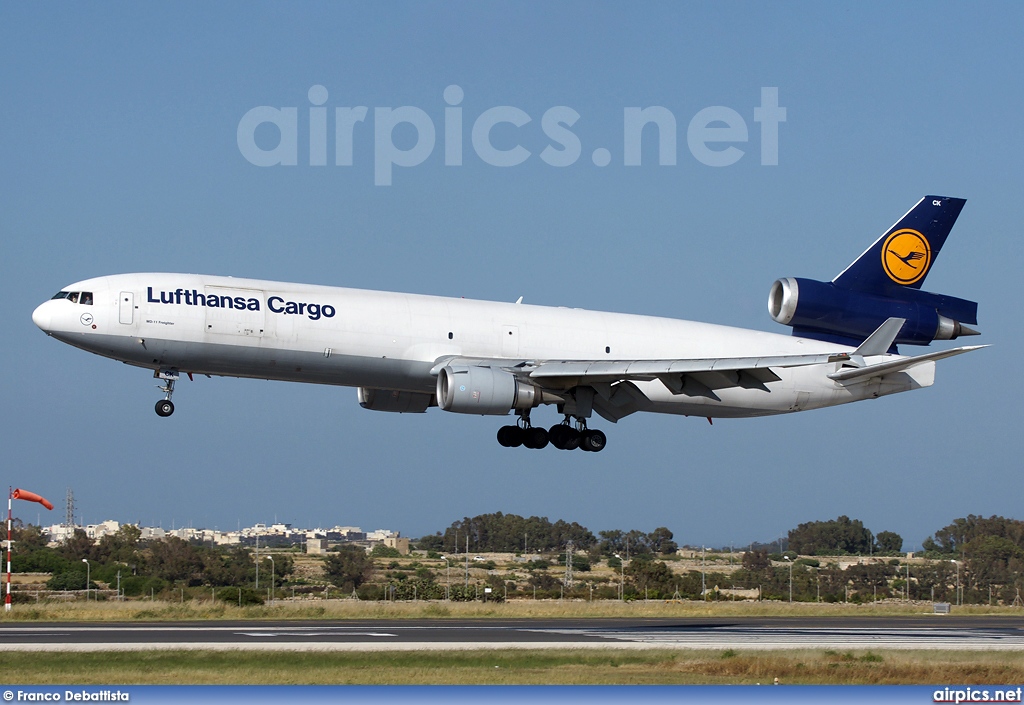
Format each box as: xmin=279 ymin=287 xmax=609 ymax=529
xmin=234 ymin=632 xmax=397 ymax=638
xmin=531 ymin=626 xmax=1024 ymax=650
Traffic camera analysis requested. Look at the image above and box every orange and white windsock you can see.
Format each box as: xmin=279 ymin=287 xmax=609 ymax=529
xmin=7 ymin=487 xmax=53 ymax=610
xmin=12 ymin=489 xmax=54 ymax=511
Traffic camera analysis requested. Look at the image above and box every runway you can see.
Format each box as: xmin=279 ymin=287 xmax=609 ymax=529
xmin=2 ymin=616 xmax=1023 ymax=651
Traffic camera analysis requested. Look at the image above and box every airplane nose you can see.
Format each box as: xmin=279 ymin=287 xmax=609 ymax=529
xmin=32 ymin=302 xmax=52 ymax=332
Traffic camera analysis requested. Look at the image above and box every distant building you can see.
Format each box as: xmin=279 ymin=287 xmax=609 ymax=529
xmin=367 ymin=529 xmax=397 ymax=542
xmin=307 ymin=538 xmax=329 ymax=555
xmin=384 ymin=537 xmax=410 ymax=555
xmin=85 ymin=520 xmax=120 ymax=540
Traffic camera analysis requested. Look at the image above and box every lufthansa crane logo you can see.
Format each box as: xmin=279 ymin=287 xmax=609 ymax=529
xmin=882 ymin=228 xmax=931 ymax=285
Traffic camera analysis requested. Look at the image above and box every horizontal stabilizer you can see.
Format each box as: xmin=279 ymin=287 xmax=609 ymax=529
xmin=827 ymin=345 xmax=988 ymax=382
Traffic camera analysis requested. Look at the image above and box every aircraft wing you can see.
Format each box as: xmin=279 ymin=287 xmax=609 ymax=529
xmin=431 ymin=341 xmax=987 ymax=423
xmin=432 ymin=350 xmax=853 ymax=410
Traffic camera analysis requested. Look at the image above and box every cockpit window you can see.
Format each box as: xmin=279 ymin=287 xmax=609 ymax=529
xmin=50 ymin=291 xmax=93 ymax=304
xmin=52 ymin=291 xmax=94 ymax=303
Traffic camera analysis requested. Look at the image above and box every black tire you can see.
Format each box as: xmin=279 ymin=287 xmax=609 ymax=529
xmin=155 ymin=400 xmax=175 ymax=417
xmin=548 ymin=424 xmax=567 ymax=450
xmin=524 ymin=426 xmax=549 ymax=450
xmin=505 ymin=425 xmax=524 ymax=448
xmin=581 ymin=429 xmax=607 ymax=452
xmin=563 ymin=427 xmax=582 ymax=451
xmin=497 ymin=426 xmax=511 ymax=447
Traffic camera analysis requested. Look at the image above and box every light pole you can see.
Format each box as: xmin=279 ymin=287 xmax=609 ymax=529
xmin=950 ymin=560 xmax=960 ymax=606
xmin=784 ymin=556 xmax=793 ymax=603
xmin=701 ymin=546 xmax=706 ymax=599
xmin=614 ymin=554 xmax=624 ymax=601
xmin=267 ymin=556 xmax=275 ymax=605
xmin=442 ymin=557 xmax=450 ymax=601
xmin=82 ymin=558 xmax=90 ymax=601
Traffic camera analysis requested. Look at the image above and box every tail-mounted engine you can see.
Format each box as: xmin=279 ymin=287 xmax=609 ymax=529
xmin=769 ymin=277 xmax=978 ymax=348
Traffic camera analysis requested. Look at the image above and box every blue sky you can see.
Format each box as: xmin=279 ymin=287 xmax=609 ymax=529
xmin=2 ymin=3 xmax=1021 ymax=549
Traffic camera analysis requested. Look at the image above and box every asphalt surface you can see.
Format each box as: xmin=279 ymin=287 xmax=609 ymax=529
xmin=2 ymin=616 xmax=1024 ymax=651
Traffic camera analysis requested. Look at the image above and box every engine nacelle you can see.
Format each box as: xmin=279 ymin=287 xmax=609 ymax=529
xmin=769 ymin=277 xmax=978 ymax=347
xmin=436 ymin=366 xmax=541 ymax=415
xmin=358 ymin=387 xmax=433 ymax=413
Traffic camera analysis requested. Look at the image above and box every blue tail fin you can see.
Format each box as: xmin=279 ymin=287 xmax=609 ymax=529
xmin=832 ymin=196 xmax=966 ymax=294
xmin=768 ymin=195 xmax=979 ymax=349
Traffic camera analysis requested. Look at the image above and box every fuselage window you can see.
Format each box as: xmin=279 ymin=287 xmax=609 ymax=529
xmin=80 ymin=292 xmax=93 ymax=305
xmin=68 ymin=292 xmax=80 ymax=304
xmin=50 ymin=291 xmax=70 ymax=300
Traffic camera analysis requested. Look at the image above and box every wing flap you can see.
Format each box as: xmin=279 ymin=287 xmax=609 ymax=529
xmin=527 ymin=352 xmax=841 ymax=381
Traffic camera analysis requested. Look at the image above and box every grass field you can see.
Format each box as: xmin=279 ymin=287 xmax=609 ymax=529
xmin=4 ymin=649 xmax=1024 ymax=685
xmin=2 ymin=598 xmax=1020 ymax=622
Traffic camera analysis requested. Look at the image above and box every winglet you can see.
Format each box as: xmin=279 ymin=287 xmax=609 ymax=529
xmin=854 ymin=317 xmax=905 ymax=357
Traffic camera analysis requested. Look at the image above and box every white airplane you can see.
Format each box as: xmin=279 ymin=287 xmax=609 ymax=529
xmin=32 ymin=196 xmax=983 ymax=452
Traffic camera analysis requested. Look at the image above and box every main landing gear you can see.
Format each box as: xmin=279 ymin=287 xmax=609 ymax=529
xmin=497 ymin=415 xmax=607 ymax=452
xmin=154 ymin=369 xmax=179 ymax=417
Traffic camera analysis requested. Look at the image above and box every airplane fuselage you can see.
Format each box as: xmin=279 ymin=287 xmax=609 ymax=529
xmin=32 ymin=272 xmax=932 ymax=421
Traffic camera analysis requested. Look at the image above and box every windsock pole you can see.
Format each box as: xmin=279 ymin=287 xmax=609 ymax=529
xmin=6 ymin=487 xmax=12 ymax=612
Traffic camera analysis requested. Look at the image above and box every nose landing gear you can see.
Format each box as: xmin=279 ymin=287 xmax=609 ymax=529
xmin=154 ymin=370 xmax=179 ymax=417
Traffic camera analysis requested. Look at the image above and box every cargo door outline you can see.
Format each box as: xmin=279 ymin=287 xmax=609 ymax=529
xmin=204 ymin=287 xmax=265 ymax=336
xmin=118 ymin=291 xmax=134 ymax=325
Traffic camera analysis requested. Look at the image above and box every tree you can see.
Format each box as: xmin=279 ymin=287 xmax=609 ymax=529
xmin=923 ymin=515 xmax=1024 ymax=556
xmin=143 ymin=536 xmax=204 ymax=584
xmin=649 ymin=527 xmax=678 ymax=555
xmin=94 ymin=524 xmax=142 ymax=563
xmin=625 ymin=558 xmax=675 ymax=597
xmin=597 ymin=529 xmax=656 ymax=557
xmin=371 ymin=544 xmax=401 ymax=558
xmin=59 ymin=529 xmax=95 ymax=562
xmin=416 ymin=533 xmax=444 ymax=551
xmin=323 ymin=545 xmax=373 ymax=591
xmin=441 ymin=513 xmax=595 ymax=553
xmin=875 ymin=531 xmax=903 ymax=553
xmin=742 ymin=548 xmax=771 ymax=572
xmin=788 ymin=516 xmax=873 ymax=555
xmin=47 ymin=568 xmax=95 ymax=592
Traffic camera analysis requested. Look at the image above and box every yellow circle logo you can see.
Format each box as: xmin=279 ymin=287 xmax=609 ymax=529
xmin=882 ymin=229 xmax=931 ymax=285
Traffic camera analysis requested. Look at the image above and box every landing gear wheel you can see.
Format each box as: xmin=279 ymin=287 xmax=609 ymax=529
xmin=549 ymin=424 xmax=581 ymax=451
xmin=523 ymin=426 xmax=549 ymax=450
xmin=580 ymin=429 xmax=607 ymax=452
xmin=155 ymin=399 xmax=175 ymax=417
xmin=548 ymin=424 xmax=566 ymax=450
xmin=497 ymin=425 xmax=524 ymax=448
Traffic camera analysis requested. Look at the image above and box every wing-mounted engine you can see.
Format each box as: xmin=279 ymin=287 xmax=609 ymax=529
xmin=768 ymin=195 xmax=979 ymax=349
xmin=436 ymin=365 xmax=544 ymax=415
